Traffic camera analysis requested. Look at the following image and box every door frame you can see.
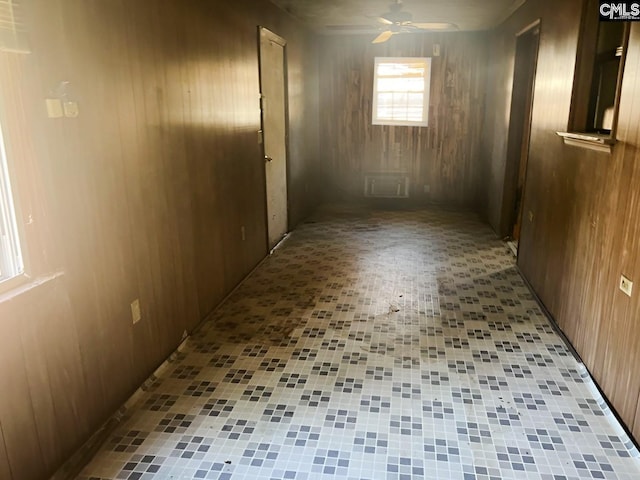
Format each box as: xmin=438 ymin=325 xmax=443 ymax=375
xmin=500 ymin=19 xmax=541 ymax=243
xmin=257 ymin=26 xmax=291 ymax=251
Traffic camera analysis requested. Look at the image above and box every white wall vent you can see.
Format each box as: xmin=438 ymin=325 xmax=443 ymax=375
xmin=364 ymin=173 xmax=410 ymax=198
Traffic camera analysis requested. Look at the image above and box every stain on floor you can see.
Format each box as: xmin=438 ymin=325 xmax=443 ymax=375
xmin=78 ymin=205 xmax=640 ymax=479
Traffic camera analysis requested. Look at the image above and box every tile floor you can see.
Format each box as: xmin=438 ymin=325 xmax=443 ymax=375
xmin=78 ymin=205 xmax=640 ymax=480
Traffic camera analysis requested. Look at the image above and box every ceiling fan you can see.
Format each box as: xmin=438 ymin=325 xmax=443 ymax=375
xmin=371 ymin=1 xmax=457 ymax=44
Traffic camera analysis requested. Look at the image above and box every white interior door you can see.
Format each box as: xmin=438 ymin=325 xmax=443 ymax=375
xmin=259 ymin=27 xmax=288 ymax=250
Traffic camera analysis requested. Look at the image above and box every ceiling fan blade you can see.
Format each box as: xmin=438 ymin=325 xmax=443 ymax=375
xmin=411 ymin=22 xmax=458 ymax=30
xmin=372 ymin=30 xmax=394 ymax=44
xmin=375 ymin=16 xmax=393 ymax=25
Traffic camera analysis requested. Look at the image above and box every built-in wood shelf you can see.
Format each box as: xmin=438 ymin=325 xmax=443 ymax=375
xmin=556 ymin=131 xmax=616 ymax=153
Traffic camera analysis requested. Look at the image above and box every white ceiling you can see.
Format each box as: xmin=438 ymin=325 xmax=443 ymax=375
xmin=270 ymin=0 xmax=526 ymax=34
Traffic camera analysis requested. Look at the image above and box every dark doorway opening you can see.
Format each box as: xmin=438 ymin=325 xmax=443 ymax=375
xmin=501 ymin=21 xmax=540 ymax=253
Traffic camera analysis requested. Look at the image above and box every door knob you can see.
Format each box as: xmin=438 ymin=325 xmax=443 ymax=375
xmin=265 ymin=155 xmax=273 ymax=162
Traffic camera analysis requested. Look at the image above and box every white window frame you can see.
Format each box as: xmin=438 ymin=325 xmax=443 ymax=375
xmin=0 ymin=121 xmax=23 ymax=285
xmin=372 ymin=56 xmax=431 ymax=127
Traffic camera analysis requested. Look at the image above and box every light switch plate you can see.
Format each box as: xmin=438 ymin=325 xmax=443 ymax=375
xmin=131 ymin=299 xmax=142 ymax=324
xmin=620 ymin=275 xmax=633 ymax=297
xmin=45 ymin=98 xmax=63 ymax=118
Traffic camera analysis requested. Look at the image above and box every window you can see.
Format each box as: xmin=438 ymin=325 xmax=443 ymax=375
xmin=559 ymin=0 xmax=630 ymax=150
xmin=0 ymin=121 xmax=23 ymax=284
xmin=0 ymin=0 xmax=29 ymax=290
xmin=0 ymin=0 xmax=29 ymax=53
xmin=372 ymin=57 xmax=431 ymax=127
xmin=573 ymin=20 xmax=628 ymax=135
xmin=585 ymin=21 xmax=627 ymax=134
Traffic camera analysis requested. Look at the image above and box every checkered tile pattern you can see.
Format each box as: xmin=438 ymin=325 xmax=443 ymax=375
xmin=77 ymin=205 xmax=640 ymax=479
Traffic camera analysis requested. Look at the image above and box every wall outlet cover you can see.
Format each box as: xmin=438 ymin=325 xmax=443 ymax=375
xmin=131 ymin=299 xmax=142 ymax=324
xmin=63 ymin=101 xmax=80 ymax=118
xmin=620 ymin=275 xmax=633 ymax=297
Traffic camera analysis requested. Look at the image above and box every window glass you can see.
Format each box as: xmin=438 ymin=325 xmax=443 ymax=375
xmin=0 ymin=121 xmax=23 ymax=283
xmin=586 ymin=22 xmax=626 ymax=133
xmin=372 ymin=57 xmax=431 ymax=127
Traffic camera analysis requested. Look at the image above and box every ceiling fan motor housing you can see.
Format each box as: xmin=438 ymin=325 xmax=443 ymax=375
xmin=383 ymin=4 xmax=413 ymax=23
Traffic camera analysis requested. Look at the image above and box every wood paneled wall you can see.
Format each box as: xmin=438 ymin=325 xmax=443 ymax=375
xmin=319 ymin=33 xmax=487 ymax=205
xmin=481 ymin=0 xmax=640 ymax=441
xmin=0 ymin=0 xmax=318 ymax=478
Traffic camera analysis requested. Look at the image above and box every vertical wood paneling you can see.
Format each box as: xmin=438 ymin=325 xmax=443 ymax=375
xmin=0 ymin=298 xmax=45 ymax=480
xmin=20 ymin=279 xmax=88 ymax=472
xmin=0 ymin=0 xmax=319 ymax=478
xmin=18 ymin=305 xmax=66 ymax=472
xmin=319 ymin=33 xmax=487 ymax=206
xmin=0 ymin=424 xmax=10 ymax=480
xmin=481 ymin=0 xmax=640 ymax=441
xmin=593 ymin=41 xmax=640 ymax=419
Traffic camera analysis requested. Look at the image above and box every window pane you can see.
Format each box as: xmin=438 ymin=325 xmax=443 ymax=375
xmin=377 ymin=62 xmax=425 ymax=77
xmin=373 ymin=57 xmax=430 ymax=127
xmin=0 ymin=121 xmax=23 ymax=283
xmin=377 ymin=77 xmax=424 ymax=93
